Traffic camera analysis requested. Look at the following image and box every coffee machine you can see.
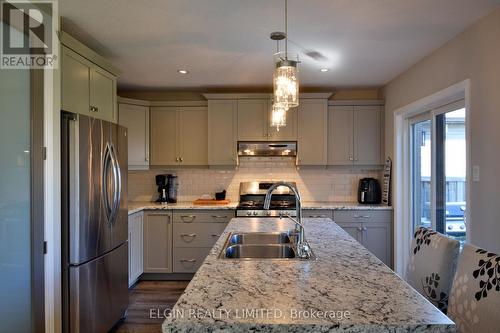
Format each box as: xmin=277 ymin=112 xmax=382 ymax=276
xmin=155 ymin=174 xmax=168 ymax=202
xmin=155 ymin=174 xmax=179 ymax=203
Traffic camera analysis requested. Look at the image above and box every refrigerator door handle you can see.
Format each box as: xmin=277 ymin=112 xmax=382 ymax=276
xmin=109 ymin=143 xmax=122 ymax=225
xmin=102 ymin=143 xmax=113 ymax=224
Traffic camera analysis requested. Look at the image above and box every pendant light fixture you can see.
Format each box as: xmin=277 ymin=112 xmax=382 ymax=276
xmin=270 ymin=0 xmax=299 ymax=130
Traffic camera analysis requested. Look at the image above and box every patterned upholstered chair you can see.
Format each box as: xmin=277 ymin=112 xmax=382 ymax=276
xmin=406 ymin=227 xmax=460 ymax=314
xmin=448 ymin=244 xmax=500 ymax=333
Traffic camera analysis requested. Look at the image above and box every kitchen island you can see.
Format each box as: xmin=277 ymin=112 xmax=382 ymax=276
xmin=162 ymin=218 xmax=454 ymax=332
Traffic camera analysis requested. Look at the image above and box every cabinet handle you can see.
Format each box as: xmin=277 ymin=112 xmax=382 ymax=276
xmin=90 ymin=106 xmax=99 ymax=112
xmin=310 ymin=215 xmax=327 ymax=218
xmin=362 ymin=227 xmax=367 ymax=231
xmin=348 ymin=155 xmax=353 ymax=161
xmin=180 ymin=259 xmax=197 ymax=263
xmin=211 ymin=234 xmax=221 ymax=237
xmin=179 ymin=157 xmax=183 ymax=162
xmin=180 ymin=215 xmax=196 ymax=222
xmin=211 ymin=215 xmax=228 ymax=219
xmin=175 ymin=157 xmax=179 ymax=162
xmin=357 ymin=227 xmax=362 ymax=231
xmin=180 ymin=233 xmax=197 ymax=238
xmin=354 ymin=215 xmax=371 ymax=219
xmin=145 ymin=157 xmax=149 ymax=162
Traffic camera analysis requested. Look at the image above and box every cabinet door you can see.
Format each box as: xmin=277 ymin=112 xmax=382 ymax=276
xmin=61 ymin=46 xmax=90 ymax=116
xmin=178 ymin=107 xmax=208 ymax=165
xmin=208 ymin=100 xmax=237 ymax=165
xmin=90 ymin=67 xmax=116 ymax=122
xmin=353 ymin=106 xmax=382 ymax=165
xmin=362 ymin=222 xmax=391 ymax=266
xmin=298 ymin=99 xmax=328 ymax=165
xmin=143 ymin=212 xmax=172 ymax=273
xmin=150 ymin=107 xmax=178 ymax=166
xmin=269 ymin=106 xmax=297 ymax=141
xmin=328 ymin=106 xmax=354 ymax=165
xmin=336 ymin=222 xmax=362 ymax=242
xmin=118 ymin=103 xmax=149 ymax=168
xmin=237 ymin=99 xmax=269 ymax=141
xmin=128 ymin=213 xmax=143 ymax=286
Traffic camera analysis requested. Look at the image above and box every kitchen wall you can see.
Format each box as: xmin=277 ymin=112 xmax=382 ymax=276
xmin=129 ymin=157 xmax=380 ymax=203
xmin=384 ymin=8 xmax=500 ymax=252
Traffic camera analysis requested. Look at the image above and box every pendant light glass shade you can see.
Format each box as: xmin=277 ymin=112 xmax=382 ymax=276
xmin=273 ymin=59 xmax=299 ymax=109
xmin=270 ymin=103 xmax=287 ymax=131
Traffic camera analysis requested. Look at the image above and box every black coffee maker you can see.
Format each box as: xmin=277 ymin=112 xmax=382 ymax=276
xmin=155 ymin=174 xmax=178 ymax=203
xmin=155 ymin=174 xmax=168 ymax=202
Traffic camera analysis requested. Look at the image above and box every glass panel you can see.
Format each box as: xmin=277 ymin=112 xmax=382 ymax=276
xmin=0 ymin=21 xmax=32 ymax=333
xmin=442 ymin=108 xmax=467 ymax=243
xmin=412 ymin=119 xmax=432 ymax=232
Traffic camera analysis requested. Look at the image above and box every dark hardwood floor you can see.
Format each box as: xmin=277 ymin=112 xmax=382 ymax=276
xmin=111 ymin=281 xmax=190 ymax=333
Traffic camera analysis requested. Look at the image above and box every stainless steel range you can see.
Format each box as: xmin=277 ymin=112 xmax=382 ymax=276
xmin=236 ymin=181 xmax=297 ymax=217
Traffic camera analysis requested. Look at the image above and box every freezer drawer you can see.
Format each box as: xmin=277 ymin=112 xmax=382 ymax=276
xmin=69 ymin=242 xmax=128 ymax=333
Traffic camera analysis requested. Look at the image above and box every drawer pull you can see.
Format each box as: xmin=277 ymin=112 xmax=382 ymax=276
xmin=310 ymin=215 xmax=327 ymax=218
xmin=180 ymin=259 xmax=197 ymax=263
xmin=354 ymin=215 xmax=371 ymax=219
xmin=211 ymin=234 xmax=221 ymax=237
xmin=357 ymin=227 xmax=362 ymax=231
xmin=211 ymin=215 xmax=228 ymax=219
xmin=180 ymin=215 xmax=196 ymax=222
xmin=180 ymin=233 xmax=197 ymax=238
xmin=362 ymin=227 xmax=367 ymax=231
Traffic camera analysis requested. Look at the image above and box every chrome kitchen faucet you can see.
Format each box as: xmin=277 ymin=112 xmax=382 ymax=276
xmin=263 ymin=182 xmax=312 ymax=259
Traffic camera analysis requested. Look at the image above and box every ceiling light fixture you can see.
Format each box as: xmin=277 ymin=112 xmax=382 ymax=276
xmin=270 ymin=0 xmax=299 ymax=131
xmin=320 ymin=68 xmax=329 ymax=72
xmin=177 ymin=69 xmax=189 ymax=74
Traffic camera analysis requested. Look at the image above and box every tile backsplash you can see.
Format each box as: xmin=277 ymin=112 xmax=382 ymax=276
xmin=128 ymin=157 xmax=381 ymax=203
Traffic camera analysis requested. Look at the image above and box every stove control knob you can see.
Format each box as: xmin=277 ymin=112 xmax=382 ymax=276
xmin=266 ymin=211 xmax=271 ymax=216
xmin=253 ymin=211 xmax=259 ymax=216
xmin=246 ymin=211 xmax=252 ymax=216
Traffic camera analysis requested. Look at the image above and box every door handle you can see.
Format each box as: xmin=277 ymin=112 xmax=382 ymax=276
xmin=102 ymin=144 xmax=112 ymax=223
xmin=109 ymin=143 xmax=121 ymax=225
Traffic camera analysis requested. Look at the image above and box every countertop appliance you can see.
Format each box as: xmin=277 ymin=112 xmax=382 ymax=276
xmin=358 ymin=178 xmax=381 ymax=204
xmin=236 ymin=181 xmax=297 ymax=217
xmin=156 ymin=174 xmax=168 ymax=202
xmin=61 ymin=113 xmax=128 ymax=333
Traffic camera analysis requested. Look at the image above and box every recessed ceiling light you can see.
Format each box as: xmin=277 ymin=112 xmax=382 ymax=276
xmin=177 ymin=69 xmax=189 ymax=74
xmin=320 ymin=68 xmax=329 ymax=72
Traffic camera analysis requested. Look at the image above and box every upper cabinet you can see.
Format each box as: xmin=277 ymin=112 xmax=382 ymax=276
xmin=208 ymin=100 xmax=238 ymax=165
xmin=297 ymin=99 xmax=328 ymax=165
xmin=237 ymin=99 xmax=269 ymax=141
xmin=328 ymin=103 xmax=383 ymax=166
xmin=118 ymin=99 xmax=149 ymax=169
xmin=236 ymin=99 xmax=298 ymax=141
xmin=150 ymin=106 xmax=208 ymax=166
xmin=60 ymin=32 xmax=120 ymax=123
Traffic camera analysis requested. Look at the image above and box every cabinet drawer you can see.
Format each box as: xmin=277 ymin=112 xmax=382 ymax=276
xmin=173 ymin=247 xmax=211 ymax=273
xmin=302 ymin=209 xmax=332 ymax=219
xmin=333 ymin=210 xmax=392 ymax=223
xmin=173 ymin=210 xmax=235 ymax=223
xmin=173 ymin=223 xmax=226 ymax=247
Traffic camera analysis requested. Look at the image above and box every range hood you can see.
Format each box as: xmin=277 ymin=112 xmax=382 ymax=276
xmin=237 ymin=141 xmax=297 ymax=157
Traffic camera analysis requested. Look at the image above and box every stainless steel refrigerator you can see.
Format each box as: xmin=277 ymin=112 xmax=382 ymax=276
xmin=61 ymin=112 xmax=128 ymax=333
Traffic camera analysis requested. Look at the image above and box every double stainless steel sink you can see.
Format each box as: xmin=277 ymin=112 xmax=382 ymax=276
xmin=218 ymin=231 xmax=315 ymax=260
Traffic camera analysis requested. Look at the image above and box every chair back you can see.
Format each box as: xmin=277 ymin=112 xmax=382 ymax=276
xmin=448 ymin=244 xmax=500 ymax=333
xmin=406 ymin=227 xmax=460 ymax=313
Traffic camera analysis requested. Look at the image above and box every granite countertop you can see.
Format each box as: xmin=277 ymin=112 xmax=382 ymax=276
xmin=128 ymin=201 xmax=392 ymax=215
xmin=162 ymin=218 xmax=454 ymax=333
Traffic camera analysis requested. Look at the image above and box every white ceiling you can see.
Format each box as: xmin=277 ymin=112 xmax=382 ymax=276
xmin=59 ymin=0 xmax=500 ymax=90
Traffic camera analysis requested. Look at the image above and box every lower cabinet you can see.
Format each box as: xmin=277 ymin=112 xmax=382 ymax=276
xmin=334 ymin=210 xmax=392 ymax=267
xmin=128 ymin=212 xmax=144 ymax=286
xmin=143 ymin=211 xmax=173 ymax=273
xmin=172 ymin=210 xmax=233 ymax=273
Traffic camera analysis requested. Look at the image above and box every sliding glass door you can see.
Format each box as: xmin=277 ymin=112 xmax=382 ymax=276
xmin=409 ymin=101 xmax=467 ymax=243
